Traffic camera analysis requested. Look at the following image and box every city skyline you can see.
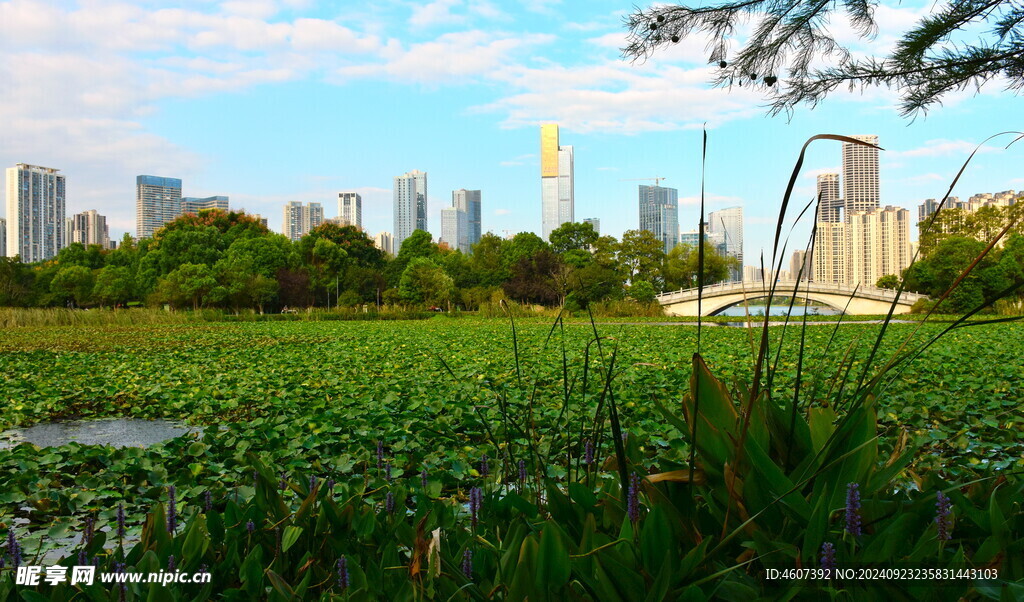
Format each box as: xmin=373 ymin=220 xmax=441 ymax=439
xmin=0 ymin=1 xmax=1021 ymax=262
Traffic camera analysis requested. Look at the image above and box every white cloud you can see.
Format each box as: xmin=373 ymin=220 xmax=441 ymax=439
xmin=336 ymin=31 xmax=554 ymax=84
xmin=499 ymin=161 xmax=524 ymax=166
xmin=494 ymin=208 xmax=512 ymax=215
xmin=410 ymin=0 xmax=465 ymax=28
xmin=891 ymin=139 xmax=1000 ymax=158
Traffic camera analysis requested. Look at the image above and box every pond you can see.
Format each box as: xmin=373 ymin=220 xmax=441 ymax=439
xmin=0 ymin=418 xmax=198 ymax=450
xmin=716 ymin=304 xmax=842 ymax=317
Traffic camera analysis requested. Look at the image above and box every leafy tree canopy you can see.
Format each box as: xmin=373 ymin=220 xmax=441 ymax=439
xmin=624 ymin=0 xmax=1024 ymax=117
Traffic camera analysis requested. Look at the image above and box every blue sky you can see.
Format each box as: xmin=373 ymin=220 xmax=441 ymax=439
xmin=1 ymin=0 xmax=1021 ymax=266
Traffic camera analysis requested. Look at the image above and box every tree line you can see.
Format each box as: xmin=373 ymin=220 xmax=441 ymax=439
xmin=0 ymin=210 xmax=738 ymax=312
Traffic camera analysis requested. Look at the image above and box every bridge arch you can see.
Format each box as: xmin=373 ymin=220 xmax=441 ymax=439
xmin=701 ymin=292 xmax=849 ymax=315
xmin=656 ymin=281 xmax=926 ymax=316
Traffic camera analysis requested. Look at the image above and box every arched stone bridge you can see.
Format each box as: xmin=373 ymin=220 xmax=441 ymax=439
xmin=656 ymin=281 xmax=928 ymax=316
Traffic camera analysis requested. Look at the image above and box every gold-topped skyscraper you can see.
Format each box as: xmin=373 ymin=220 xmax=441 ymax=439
xmin=540 ymin=124 xmax=574 ymax=241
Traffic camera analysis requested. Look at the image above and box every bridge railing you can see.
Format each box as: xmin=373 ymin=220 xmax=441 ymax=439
xmin=655 ymin=280 xmax=925 ymax=302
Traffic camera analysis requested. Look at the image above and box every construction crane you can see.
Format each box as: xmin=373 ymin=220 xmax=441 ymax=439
xmin=620 ymin=177 xmax=668 ymax=187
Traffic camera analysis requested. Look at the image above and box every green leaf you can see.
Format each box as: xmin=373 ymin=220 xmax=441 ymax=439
xmin=281 ymin=525 xmax=303 ymax=553
xmin=535 ymin=520 xmax=571 ymax=590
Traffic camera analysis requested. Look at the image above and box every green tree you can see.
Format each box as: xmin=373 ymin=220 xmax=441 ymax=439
xmin=386 ymin=230 xmax=439 ymax=287
xmin=628 ymin=280 xmax=657 ymax=304
xmin=663 ymin=243 xmax=738 ymax=290
xmin=876 ymin=274 xmax=900 ymax=290
xmin=399 ymin=258 xmax=454 ymax=307
xmin=471 ymin=233 xmax=512 ymax=288
xmin=503 ymin=249 xmax=564 ymax=306
xmin=0 ymin=258 xmax=34 ymax=306
xmin=549 ymin=222 xmax=599 ymax=254
xmin=154 ymin=263 xmax=217 ymax=310
xmin=503 ymin=232 xmax=548 ymax=266
xmin=625 ymin=1 xmax=1024 ymax=118
xmin=92 ymin=266 xmax=134 ymax=307
xmin=619 ymin=229 xmax=666 ymax=287
xmin=50 ymin=265 xmax=95 ymax=307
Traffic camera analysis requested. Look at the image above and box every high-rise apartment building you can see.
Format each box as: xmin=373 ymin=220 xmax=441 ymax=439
xmin=181 ymin=195 xmax=229 ymax=214
xmin=816 ymin=173 xmax=842 ymax=222
xmin=337 ymin=192 xmax=362 ymax=229
xmin=638 ymin=185 xmax=679 ymax=254
xmin=540 ymin=124 xmax=574 ymax=241
xmin=394 ymin=170 xmax=427 ymax=252
xmin=136 ymin=175 xmax=182 ymax=239
xmin=453 ymin=189 xmax=481 ymax=249
xmin=813 ymin=222 xmax=847 ymax=284
xmin=282 ymin=201 xmax=324 ymax=241
xmin=374 ymin=231 xmax=394 ymax=255
xmin=842 ymin=135 xmax=880 ymax=214
xmin=847 ymin=206 xmax=910 ymax=286
xmin=6 ymin=164 xmax=66 ymax=262
xmin=440 ymin=206 xmax=469 ymax=254
xmin=790 ymin=249 xmax=812 ymax=281
xmin=707 ymin=206 xmax=743 ymax=280
xmin=583 ymin=218 xmax=600 ymax=234
xmin=70 ymin=210 xmax=110 ymax=248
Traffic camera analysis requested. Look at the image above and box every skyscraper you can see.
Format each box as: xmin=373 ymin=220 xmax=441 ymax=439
xmin=707 ymin=206 xmax=743 ymax=280
xmin=842 ymin=135 xmax=880 ymax=215
xmin=70 ymin=210 xmax=110 ymax=248
xmin=816 ymin=173 xmax=842 ymax=222
xmin=6 ymin=164 xmax=66 ymax=262
xmin=540 ymin=124 xmax=574 ymax=241
xmin=181 ymin=195 xmax=229 ymax=214
xmin=136 ymin=175 xmax=182 ymax=239
xmin=374 ymin=231 xmax=394 ymax=256
xmin=453 ymin=189 xmax=481 ymax=249
xmin=338 ymin=192 xmax=362 ymax=228
xmin=813 ymin=222 xmax=847 ymax=284
xmin=394 ymin=170 xmax=427 ymax=252
xmin=583 ymin=218 xmax=601 ymax=235
xmin=638 ymin=185 xmax=679 ymax=253
xmin=789 ymin=249 xmax=812 ymax=281
xmin=282 ymin=201 xmax=324 ymax=241
xmin=440 ymin=206 xmax=469 ymax=254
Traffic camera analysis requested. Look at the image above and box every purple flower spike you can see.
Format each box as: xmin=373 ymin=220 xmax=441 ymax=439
xmin=386 ymin=491 xmax=395 ymax=515
xmin=461 ymin=548 xmax=473 ymax=579
xmin=115 ymin=562 xmax=127 ymax=601
xmin=469 ymin=487 xmax=483 ymax=530
xmin=167 ymin=485 xmax=178 ymax=534
xmin=246 ymin=520 xmax=255 ymax=534
xmin=376 ymin=440 xmax=384 ymax=470
xmin=584 ymin=439 xmax=595 ymax=465
xmin=518 ymin=459 xmax=527 ymax=483
xmin=480 ymin=454 xmax=490 ymax=478
xmin=279 ymin=472 xmax=287 ymax=491
xmin=309 ymin=475 xmax=317 ymax=491
xmin=7 ymin=529 xmax=21 ymax=568
xmin=336 ymin=555 xmax=349 ymax=590
xmin=627 ymin=473 xmax=641 ymax=523
xmin=936 ymin=491 xmax=953 ymax=541
xmin=820 ymin=542 xmax=836 ymax=572
xmin=77 ymin=549 xmax=87 ymax=566
xmin=421 ymin=467 xmax=429 ymax=491
xmin=326 ymin=478 xmax=335 ymax=493
xmin=384 ymin=462 xmax=392 ymax=483
xmin=844 ymin=482 xmax=862 ymax=537
xmin=167 ymin=555 xmax=176 ymax=571
xmin=82 ymin=516 xmax=95 ymax=547
xmin=203 ymin=490 xmax=212 ymax=513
